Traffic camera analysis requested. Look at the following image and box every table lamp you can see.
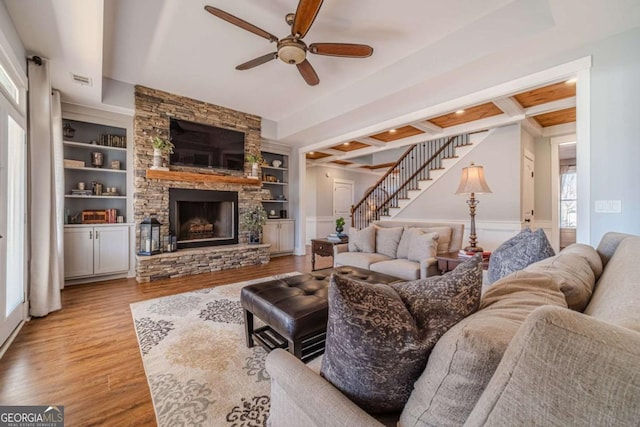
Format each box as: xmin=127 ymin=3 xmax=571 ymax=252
xmin=455 ymin=162 xmax=492 ymax=252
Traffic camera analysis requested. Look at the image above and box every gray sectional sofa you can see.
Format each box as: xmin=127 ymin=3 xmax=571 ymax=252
xmin=333 ymin=220 xmax=465 ymax=280
xmin=267 ymin=232 xmax=640 ymax=426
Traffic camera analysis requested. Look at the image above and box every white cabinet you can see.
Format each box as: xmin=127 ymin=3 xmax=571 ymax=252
xmin=64 ymin=225 xmax=130 ymax=279
xmin=263 ymin=220 xmax=295 ymax=254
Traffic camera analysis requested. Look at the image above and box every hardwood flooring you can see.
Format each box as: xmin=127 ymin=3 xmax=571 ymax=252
xmin=0 ymin=251 xmax=333 ymax=426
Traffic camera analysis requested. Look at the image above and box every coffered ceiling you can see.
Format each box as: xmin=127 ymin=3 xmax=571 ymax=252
xmin=305 ymin=80 xmax=577 ymax=170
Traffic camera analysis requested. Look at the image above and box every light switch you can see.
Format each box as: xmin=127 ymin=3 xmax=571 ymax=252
xmin=595 ymin=200 xmax=622 ymax=213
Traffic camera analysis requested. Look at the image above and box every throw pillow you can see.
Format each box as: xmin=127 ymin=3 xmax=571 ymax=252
xmin=418 ymin=226 xmax=453 ymax=255
xmin=391 ymin=255 xmax=482 ymax=334
xmin=399 ymin=271 xmax=568 ymax=427
xmin=524 ymin=243 xmax=602 ymax=311
xmin=487 ymin=228 xmax=554 ymax=284
xmin=407 ymin=232 xmax=439 ymax=263
xmin=374 ymin=226 xmax=404 ymax=258
xmin=348 ymin=225 xmax=376 ymax=253
xmin=397 ymin=227 xmax=425 ymax=259
xmin=320 ymin=257 xmax=483 ymax=414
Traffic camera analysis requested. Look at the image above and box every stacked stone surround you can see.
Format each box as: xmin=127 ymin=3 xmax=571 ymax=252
xmin=136 ymin=244 xmax=270 ymax=283
xmin=133 ymin=85 xmax=270 ymax=282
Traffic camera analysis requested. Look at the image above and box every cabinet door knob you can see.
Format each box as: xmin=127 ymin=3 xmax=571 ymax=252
xmin=89 ymin=231 xmax=93 ymax=239
xmin=95 ymin=231 xmax=99 ymax=239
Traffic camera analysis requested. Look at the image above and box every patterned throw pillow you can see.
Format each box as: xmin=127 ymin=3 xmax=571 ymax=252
xmin=320 ymin=257 xmax=483 ymax=414
xmin=487 ymin=228 xmax=555 ymax=284
xmin=347 ymin=225 xmax=376 ymax=253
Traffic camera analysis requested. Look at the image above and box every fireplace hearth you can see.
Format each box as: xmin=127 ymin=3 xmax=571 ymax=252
xmin=169 ymin=188 xmax=239 ymax=248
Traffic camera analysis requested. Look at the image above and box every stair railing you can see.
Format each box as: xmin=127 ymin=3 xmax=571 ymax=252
xmin=351 ymin=133 xmax=470 ymax=229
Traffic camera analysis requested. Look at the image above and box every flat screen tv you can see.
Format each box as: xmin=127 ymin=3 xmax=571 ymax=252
xmin=169 ymin=118 xmax=245 ymax=171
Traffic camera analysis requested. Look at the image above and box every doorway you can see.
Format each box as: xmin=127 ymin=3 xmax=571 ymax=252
xmin=550 ymin=134 xmax=577 ymax=252
xmin=333 ymin=179 xmax=354 ymax=233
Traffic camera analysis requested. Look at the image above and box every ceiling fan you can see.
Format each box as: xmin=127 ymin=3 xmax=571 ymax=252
xmin=204 ymin=0 xmax=374 ymax=86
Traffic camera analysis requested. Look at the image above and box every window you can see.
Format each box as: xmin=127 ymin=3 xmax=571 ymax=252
xmin=560 ymin=165 xmax=577 ymax=228
xmin=0 ymin=63 xmax=19 ymax=105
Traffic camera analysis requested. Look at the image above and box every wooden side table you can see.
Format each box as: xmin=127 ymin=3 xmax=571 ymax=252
xmin=436 ymin=252 xmax=490 ymax=274
xmin=311 ymin=238 xmax=347 ymax=271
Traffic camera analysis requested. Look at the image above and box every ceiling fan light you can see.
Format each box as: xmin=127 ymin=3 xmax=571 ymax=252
xmin=278 ymin=45 xmax=306 ymax=64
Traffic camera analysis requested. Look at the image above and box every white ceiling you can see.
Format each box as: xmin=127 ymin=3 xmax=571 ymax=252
xmin=4 ymin=0 xmax=640 ymax=146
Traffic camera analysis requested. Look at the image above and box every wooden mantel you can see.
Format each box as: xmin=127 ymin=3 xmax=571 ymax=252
xmin=146 ymin=169 xmax=261 ymax=186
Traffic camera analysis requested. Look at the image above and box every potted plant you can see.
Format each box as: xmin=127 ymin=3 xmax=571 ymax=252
xmin=242 ymin=204 xmax=267 ymax=244
xmin=246 ymin=152 xmax=263 ymax=178
xmin=335 ymin=216 xmax=346 ymax=235
xmin=151 ymin=136 xmax=174 ymax=170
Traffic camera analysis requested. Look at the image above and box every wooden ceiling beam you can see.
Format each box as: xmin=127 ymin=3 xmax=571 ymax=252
xmin=493 ymin=97 xmax=524 ymax=117
xmin=524 ymin=96 xmax=576 ymax=117
xmin=411 ymin=121 xmax=443 ymax=134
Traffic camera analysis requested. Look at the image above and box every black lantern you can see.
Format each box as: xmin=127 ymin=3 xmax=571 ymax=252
xmin=139 ymin=217 xmax=161 ymax=255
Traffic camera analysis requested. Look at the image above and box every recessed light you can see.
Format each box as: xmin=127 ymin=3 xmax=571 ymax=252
xmin=389 ymin=129 xmax=397 ymax=133
xmin=566 ymin=77 xmax=577 ymax=84
xmin=343 ymin=142 xmax=350 ymax=146
xmin=309 ymin=151 xmax=315 ymax=155
xmin=455 ymin=109 xmax=465 ymax=115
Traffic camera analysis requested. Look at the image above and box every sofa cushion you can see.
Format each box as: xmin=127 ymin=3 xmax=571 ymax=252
xmin=397 ymin=227 xmax=425 ymax=259
xmin=371 ymin=258 xmax=421 ymax=280
xmin=416 ymin=226 xmax=452 ymax=255
xmin=487 ymin=228 xmax=555 ymax=284
xmin=375 ymin=226 xmax=404 ymax=258
xmin=408 ymin=232 xmax=439 ymax=262
xmin=524 ymin=244 xmax=600 ymax=311
xmin=399 ymin=270 xmax=568 ymax=427
xmin=321 ymin=258 xmax=482 ymax=414
xmin=334 ymin=252 xmax=392 ymax=270
xmin=348 ymin=225 xmax=376 ymax=253
xmin=584 ymin=236 xmax=640 ymax=332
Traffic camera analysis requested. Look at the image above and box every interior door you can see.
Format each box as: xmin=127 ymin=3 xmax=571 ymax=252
xmin=522 ymin=151 xmax=535 ymax=226
xmin=333 ymin=179 xmax=354 ymax=231
xmin=0 ymin=114 xmax=27 ymax=346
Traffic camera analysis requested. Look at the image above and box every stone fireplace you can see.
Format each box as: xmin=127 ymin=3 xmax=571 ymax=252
xmin=133 ymin=85 xmax=270 ymax=282
xmin=169 ymin=188 xmax=239 ymax=248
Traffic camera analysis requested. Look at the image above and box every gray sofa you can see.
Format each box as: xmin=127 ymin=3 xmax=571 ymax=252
xmin=267 ymin=232 xmax=640 ymax=426
xmin=333 ymin=221 xmax=465 ymax=280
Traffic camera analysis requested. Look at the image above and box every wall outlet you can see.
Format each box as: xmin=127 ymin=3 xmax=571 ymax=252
xmin=594 ymin=200 xmax=622 ymax=213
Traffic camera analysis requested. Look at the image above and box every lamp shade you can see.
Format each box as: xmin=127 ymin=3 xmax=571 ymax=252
xmin=455 ymin=162 xmax=492 ymax=195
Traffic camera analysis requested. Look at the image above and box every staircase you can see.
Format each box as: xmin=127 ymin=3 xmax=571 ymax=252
xmin=352 ymin=132 xmax=488 ymax=229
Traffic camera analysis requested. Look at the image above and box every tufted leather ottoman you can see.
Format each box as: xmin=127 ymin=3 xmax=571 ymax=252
xmin=241 ymin=266 xmax=402 ymax=361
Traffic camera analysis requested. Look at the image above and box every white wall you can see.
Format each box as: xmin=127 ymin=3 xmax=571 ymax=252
xmin=397 ymin=125 xmax=521 ymax=222
xmin=394 ymin=125 xmax=523 ymax=250
xmin=588 ymin=28 xmax=640 ymax=242
xmin=0 ymin=1 xmax=26 ymax=76
xmin=534 ymin=136 xmax=552 ymax=222
xmin=305 ymin=165 xmax=378 ymax=242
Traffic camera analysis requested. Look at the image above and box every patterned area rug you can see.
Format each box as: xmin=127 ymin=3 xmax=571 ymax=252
xmin=130 ymin=272 xmax=302 ymax=427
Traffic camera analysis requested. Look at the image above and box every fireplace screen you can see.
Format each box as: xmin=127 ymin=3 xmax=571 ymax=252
xmin=169 ymin=188 xmax=239 ymax=248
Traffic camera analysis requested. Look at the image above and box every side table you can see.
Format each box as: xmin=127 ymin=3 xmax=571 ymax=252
xmin=436 ymin=251 xmax=490 ymax=274
xmin=311 ymin=238 xmax=347 ymax=271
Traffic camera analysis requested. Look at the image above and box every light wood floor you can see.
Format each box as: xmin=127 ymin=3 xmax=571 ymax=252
xmin=0 ymin=251 xmax=332 ymax=426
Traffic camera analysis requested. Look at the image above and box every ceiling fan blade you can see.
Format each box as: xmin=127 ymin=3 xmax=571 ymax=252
xmin=204 ymin=6 xmax=278 ymax=43
xmin=291 ymin=0 xmax=324 ymax=39
xmin=236 ymin=52 xmax=278 ymax=70
xmin=309 ymin=43 xmax=374 ymax=58
xmin=296 ymin=59 xmax=320 ymax=86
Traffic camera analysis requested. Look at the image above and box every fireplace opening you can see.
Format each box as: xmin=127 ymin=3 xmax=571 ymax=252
xmin=169 ymin=188 xmax=239 ymax=248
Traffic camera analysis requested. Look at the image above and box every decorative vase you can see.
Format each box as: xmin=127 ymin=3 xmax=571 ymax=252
xmin=251 ymin=162 xmax=259 ymax=178
xmin=151 ymin=148 xmax=168 ymax=170
xmin=249 ymin=232 xmax=261 ymax=244
xmin=336 ymin=226 xmax=344 ymax=235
